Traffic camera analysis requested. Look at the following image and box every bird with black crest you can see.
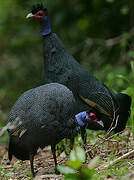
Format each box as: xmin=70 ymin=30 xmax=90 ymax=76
xmin=26 ymin=3 xmax=131 ymax=142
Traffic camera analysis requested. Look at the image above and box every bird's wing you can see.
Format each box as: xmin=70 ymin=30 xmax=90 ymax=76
xmin=7 ymin=116 xmax=27 ymax=138
xmin=79 ymin=95 xmax=112 ymax=117
xmin=78 ymin=77 xmax=119 ymax=118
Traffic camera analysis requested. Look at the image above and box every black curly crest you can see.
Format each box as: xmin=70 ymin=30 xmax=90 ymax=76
xmin=31 ymin=3 xmax=47 ymax=14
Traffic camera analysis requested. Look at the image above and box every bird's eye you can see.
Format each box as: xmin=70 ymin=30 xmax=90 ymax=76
xmin=38 ymin=13 xmax=42 ymax=16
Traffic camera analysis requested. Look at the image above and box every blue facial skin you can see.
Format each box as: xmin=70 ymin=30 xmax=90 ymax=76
xmin=75 ymin=111 xmax=104 ymax=127
xmin=40 ymin=12 xmax=51 ymax=36
xmin=75 ymin=111 xmax=90 ymax=126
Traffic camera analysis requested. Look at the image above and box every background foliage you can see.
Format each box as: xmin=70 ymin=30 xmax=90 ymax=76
xmin=0 ymin=0 xmax=133 ymax=131
xmin=0 ymin=0 xmax=134 ymax=179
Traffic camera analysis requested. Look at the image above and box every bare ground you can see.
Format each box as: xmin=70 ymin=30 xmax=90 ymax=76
xmin=0 ymin=128 xmax=134 ymax=180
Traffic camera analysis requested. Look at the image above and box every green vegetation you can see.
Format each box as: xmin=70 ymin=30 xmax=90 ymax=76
xmin=0 ymin=0 xmax=133 ymax=121
xmin=57 ymin=132 xmax=134 ymax=180
xmin=0 ymin=0 xmax=133 ymax=179
xmin=58 ymin=146 xmax=97 ymax=180
xmin=0 ymin=0 xmax=133 ymax=140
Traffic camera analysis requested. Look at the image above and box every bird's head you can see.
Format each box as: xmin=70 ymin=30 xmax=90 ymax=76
xmin=26 ymin=4 xmax=47 ymax=20
xmin=26 ymin=4 xmax=51 ymax=36
xmin=75 ymin=111 xmax=104 ymax=128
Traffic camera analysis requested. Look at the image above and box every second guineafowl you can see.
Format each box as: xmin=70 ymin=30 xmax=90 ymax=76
xmin=7 ymin=83 xmax=103 ymax=177
xmin=26 ymin=4 xmax=131 ymax=139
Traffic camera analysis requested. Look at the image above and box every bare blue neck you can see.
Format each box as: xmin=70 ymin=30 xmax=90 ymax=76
xmin=40 ymin=15 xmax=51 ymax=36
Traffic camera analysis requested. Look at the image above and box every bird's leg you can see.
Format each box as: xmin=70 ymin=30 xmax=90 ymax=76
xmin=7 ymin=137 xmax=12 ymax=165
xmin=81 ymin=127 xmax=93 ymax=159
xmin=81 ymin=127 xmax=87 ymax=147
xmin=70 ymin=137 xmax=74 ymax=150
xmin=51 ymin=144 xmax=60 ymax=174
xmin=29 ymin=153 xmax=35 ymax=178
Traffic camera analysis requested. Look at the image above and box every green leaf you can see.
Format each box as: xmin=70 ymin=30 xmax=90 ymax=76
xmin=57 ymin=165 xmax=76 ymax=175
xmin=81 ymin=167 xmax=96 ymax=178
xmin=88 ymin=156 xmax=100 ymax=169
xmin=120 ymin=39 xmax=127 ymax=48
xmin=116 ymin=74 xmax=131 ymax=84
xmin=75 ymin=146 xmax=86 ymax=163
xmin=70 ymin=146 xmax=86 ymax=163
xmin=127 ymin=50 xmax=134 ymax=58
xmin=77 ymin=17 xmax=89 ymax=31
xmin=120 ymin=6 xmax=129 ymax=15
xmin=131 ymin=61 xmax=134 ymax=72
xmin=70 ymin=150 xmax=77 ymax=161
xmin=67 ymin=160 xmax=82 ymax=170
xmin=106 ymin=0 xmax=114 ymax=3
xmin=64 ymin=173 xmax=78 ymax=180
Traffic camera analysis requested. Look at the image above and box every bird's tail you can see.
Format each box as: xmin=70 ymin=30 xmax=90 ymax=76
xmin=109 ymin=93 xmax=132 ymax=133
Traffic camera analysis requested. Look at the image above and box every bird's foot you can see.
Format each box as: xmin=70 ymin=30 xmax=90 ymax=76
xmin=55 ymin=168 xmax=60 ymax=175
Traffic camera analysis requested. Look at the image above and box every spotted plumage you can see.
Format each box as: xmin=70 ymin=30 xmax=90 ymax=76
xmin=8 ymin=83 xmax=80 ymax=177
xmin=26 ymin=4 xmax=131 ymax=141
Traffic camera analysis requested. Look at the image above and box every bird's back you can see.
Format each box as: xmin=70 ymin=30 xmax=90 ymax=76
xmin=8 ymin=83 xmax=78 ymax=161
xmin=43 ymin=33 xmax=117 ymax=118
xmin=8 ymin=83 xmax=78 ymax=145
xmin=8 ymin=83 xmax=76 ymax=126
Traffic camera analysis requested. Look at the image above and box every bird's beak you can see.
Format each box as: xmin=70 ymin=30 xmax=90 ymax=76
xmin=26 ymin=13 xmax=34 ymax=19
xmin=97 ymin=120 xmax=104 ymax=127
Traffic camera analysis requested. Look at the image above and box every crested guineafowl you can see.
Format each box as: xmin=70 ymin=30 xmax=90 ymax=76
xmin=7 ymin=83 xmax=103 ymax=177
xmin=26 ymin=4 xmax=131 ymax=141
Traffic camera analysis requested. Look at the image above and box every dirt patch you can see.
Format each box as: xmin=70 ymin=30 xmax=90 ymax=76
xmin=0 ymin=146 xmax=65 ymax=180
xmin=0 ymin=129 xmax=134 ymax=179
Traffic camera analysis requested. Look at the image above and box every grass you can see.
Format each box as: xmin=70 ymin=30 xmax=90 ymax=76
xmin=0 ymin=128 xmax=134 ymax=179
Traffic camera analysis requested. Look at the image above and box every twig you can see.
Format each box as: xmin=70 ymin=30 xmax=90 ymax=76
xmin=97 ymin=135 xmax=118 ymax=143
xmin=34 ymin=174 xmax=63 ymax=180
xmin=86 ymin=130 xmax=124 ymax=153
xmin=86 ymin=27 xmax=134 ymax=47
xmin=103 ymin=149 xmax=134 ymax=168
